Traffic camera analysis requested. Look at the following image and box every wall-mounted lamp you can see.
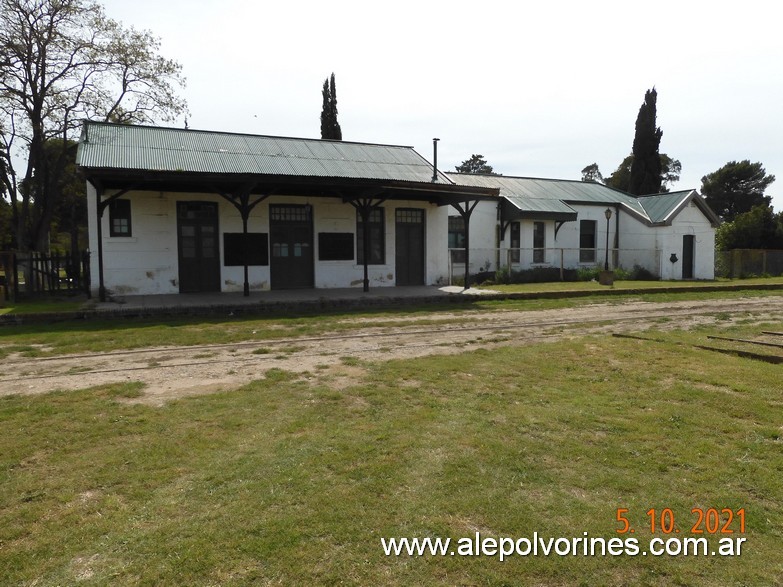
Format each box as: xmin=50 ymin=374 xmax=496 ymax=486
xmin=432 ymin=138 xmax=440 ymax=183
xmin=670 ymin=253 xmax=679 ymax=264
xmin=604 ymin=208 xmax=612 ymax=271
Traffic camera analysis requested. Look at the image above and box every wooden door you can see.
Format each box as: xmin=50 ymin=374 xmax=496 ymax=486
xmin=269 ymin=204 xmax=314 ymax=289
xmin=177 ymin=202 xmax=220 ymax=293
xmin=682 ymin=234 xmax=695 ymax=279
xmin=395 ymin=209 xmax=425 ymax=286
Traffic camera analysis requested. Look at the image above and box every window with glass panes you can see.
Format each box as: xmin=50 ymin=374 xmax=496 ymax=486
xmin=510 ymin=222 xmax=520 ymax=263
xmin=356 ymin=208 xmax=385 ymax=264
xmin=533 ymin=221 xmax=545 ymax=263
xmin=579 ymin=219 xmax=597 ymax=262
xmin=109 ymin=199 xmax=132 ymax=237
xmin=448 ymin=216 xmax=466 ymax=263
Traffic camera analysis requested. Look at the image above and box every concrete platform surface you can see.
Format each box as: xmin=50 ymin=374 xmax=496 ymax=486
xmin=95 ymin=285 xmax=500 ymax=311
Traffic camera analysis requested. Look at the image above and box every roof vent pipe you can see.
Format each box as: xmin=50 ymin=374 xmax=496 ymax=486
xmin=432 ymin=138 xmax=440 ymax=182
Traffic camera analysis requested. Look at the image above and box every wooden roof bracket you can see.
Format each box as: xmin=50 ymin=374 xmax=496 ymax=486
xmin=96 ymin=186 xmax=138 ymax=215
xmin=93 ymin=182 xmax=140 ymax=302
xmin=498 ymin=201 xmax=512 ymax=242
xmin=554 ymin=220 xmax=570 ymax=241
xmin=213 ymin=182 xmax=269 ymax=296
xmin=346 ymin=191 xmax=388 ymax=292
xmin=450 ymin=199 xmax=480 ymax=290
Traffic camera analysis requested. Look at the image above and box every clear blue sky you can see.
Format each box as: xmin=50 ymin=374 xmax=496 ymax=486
xmin=103 ymin=0 xmax=782 ymax=209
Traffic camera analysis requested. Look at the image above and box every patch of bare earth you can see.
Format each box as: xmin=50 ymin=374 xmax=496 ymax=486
xmin=2 ymin=296 xmax=781 ymax=404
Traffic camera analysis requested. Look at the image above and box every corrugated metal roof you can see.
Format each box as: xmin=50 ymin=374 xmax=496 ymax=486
xmin=76 ymin=122 xmax=453 ymax=184
xmin=503 ymin=195 xmax=577 ymax=215
xmin=446 ymin=173 xmax=650 ymax=219
xmin=638 ymin=190 xmax=693 ymax=224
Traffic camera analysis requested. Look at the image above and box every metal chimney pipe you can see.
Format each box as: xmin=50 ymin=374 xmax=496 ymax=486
xmin=432 ymin=138 xmax=440 ymax=182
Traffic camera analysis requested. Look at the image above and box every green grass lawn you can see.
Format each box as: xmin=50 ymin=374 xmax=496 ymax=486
xmin=479 ymin=276 xmax=783 ymax=293
xmin=2 ymin=321 xmax=782 ymax=585
xmin=2 ymin=289 xmax=782 ymax=359
xmin=0 ymin=298 xmax=88 ymax=316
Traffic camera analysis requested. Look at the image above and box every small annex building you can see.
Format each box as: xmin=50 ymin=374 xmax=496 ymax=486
xmin=77 ymin=121 xmax=720 ymax=300
xmin=444 ymin=173 xmax=720 ymax=281
xmin=76 ymin=122 xmax=497 ymax=300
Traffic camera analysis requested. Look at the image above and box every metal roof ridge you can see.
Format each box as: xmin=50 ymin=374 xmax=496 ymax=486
xmin=81 ymin=120 xmax=417 ymax=150
xmin=445 ymin=172 xmax=641 ymax=196
xmin=99 ymin=142 xmax=438 ymax=167
xmin=637 ymin=189 xmax=695 ymax=198
xmin=447 ymin=171 xmax=598 ymax=184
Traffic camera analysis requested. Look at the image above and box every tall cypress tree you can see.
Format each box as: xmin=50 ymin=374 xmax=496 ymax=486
xmin=628 ymin=88 xmax=663 ymax=195
xmin=320 ymin=73 xmax=342 ymax=140
xmin=320 ymin=78 xmax=331 ymax=139
xmin=329 ymin=73 xmax=342 ymax=140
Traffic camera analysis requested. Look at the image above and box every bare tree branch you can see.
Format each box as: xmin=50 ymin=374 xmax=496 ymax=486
xmin=0 ymin=0 xmax=188 ymax=250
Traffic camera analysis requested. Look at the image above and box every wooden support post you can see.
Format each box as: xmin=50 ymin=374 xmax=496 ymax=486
xmin=241 ymin=209 xmax=250 ymax=297
xmin=560 ymin=249 xmax=564 ymax=281
xmin=452 ymin=200 xmax=479 ymax=290
xmin=93 ymin=183 xmax=134 ymax=302
xmin=96 ymin=186 xmax=106 ymax=302
xmin=348 ymin=194 xmax=386 ymax=293
xmin=361 ymin=205 xmax=371 ymax=292
xmin=216 ymin=183 xmax=265 ymax=297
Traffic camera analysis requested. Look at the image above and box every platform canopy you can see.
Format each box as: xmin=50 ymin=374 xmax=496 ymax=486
xmin=77 ymin=122 xmax=498 ymax=205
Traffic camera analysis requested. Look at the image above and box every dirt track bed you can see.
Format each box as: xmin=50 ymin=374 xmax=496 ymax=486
xmin=2 ymin=296 xmax=782 ymax=405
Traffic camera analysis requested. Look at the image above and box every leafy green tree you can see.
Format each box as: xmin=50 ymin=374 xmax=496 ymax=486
xmin=0 ymin=156 xmax=9 ymax=248
xmin=629 ymin=88 xmax=663 ymax=195
xmin=320 ymin=73 xmax=342 ymax=140
xmin=605 ymin=156 xmax=632 ymax=191
xmin=455 ymin=154 xmax=498 ymax=175
xmin=659 ymin=154 xmax=681 ymax=191
xmin=45 ymin=140 xmax=86 ymax=256
xmin=0 ymin=197 xmax=12 ymax=250
xmin=701 ymin=160 xmax=775 ymax=222
xmin=580 ymin=163 xmax=603 ymax=183
xmin=605 ymin=153 xmax=680 ymax=193
xmin=715 ymin=205 xmax=783 ymax=250
xmin=0 ymin=0 xmax=187 ymax=253
xmin=17 ymin=138 xmax=85 ymax=254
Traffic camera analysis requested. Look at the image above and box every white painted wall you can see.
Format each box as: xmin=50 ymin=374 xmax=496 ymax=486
xmin=88 ymin=185 xmax=182 ymax=296
xmin=455 ymin=200 xmax=715 ymax=280
xmin=548 ymin=206 xmax=616 ymax=269
xmin=448 ymin=202 xmax=499 ymax=278
xmin=88 ymin=186 xmax=716 ymax=296
xmin=311 ymin=198 xmax=448 ymax=288
xmin=655 ymin=202 xmax=716 ymax=280
xmin=614 ymin=211 xmax=661 ymax=275
xmin=89 ymin=188 xmax=269 ymax=296
xmin=89 ymin=189 xmax=451 ymax=296
xmin=425 ymin=204 xmax=451 ymax=286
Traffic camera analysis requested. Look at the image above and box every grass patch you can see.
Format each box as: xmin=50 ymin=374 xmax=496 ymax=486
xmin=480 ymin=276 xmax=783 ymax=293
xmin=263 ymin=368 xmax=297 ymax=383
xmin=2 ymin=290 xmax=781 ymax=359
xmin=0 ymin=298 xmax=88 ymax=315
xmin=1 ymin=324 xmax=782 ymax=585
xmin=280 ymin=345 xmax=305 ymax=354
xmin=103 ymin=381 xmax=146 ymax=399
xmin=0 ymin=344 xmax=42 ymax=360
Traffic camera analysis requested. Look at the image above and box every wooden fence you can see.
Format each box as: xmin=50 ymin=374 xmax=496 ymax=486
xmin=0 ymin=251 xmax=90 ymax=302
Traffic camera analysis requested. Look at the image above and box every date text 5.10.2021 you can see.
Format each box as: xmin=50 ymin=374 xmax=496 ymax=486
xmin=615 ymin=508 xmax=745 ymax=535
